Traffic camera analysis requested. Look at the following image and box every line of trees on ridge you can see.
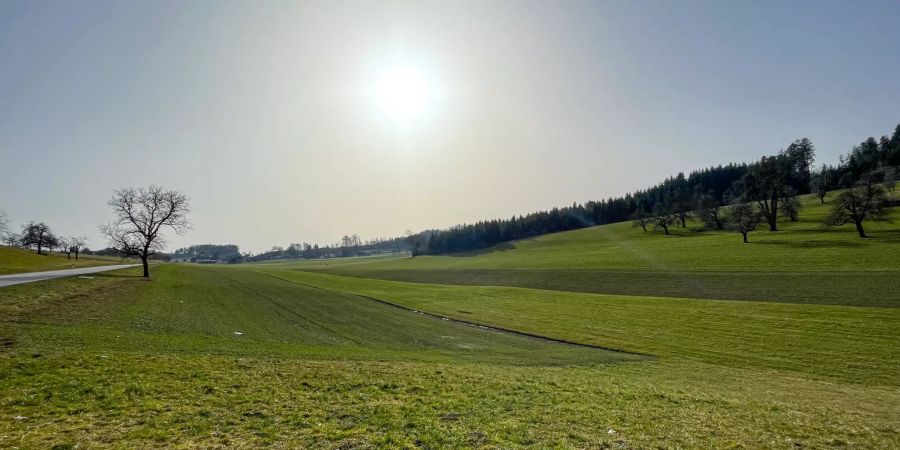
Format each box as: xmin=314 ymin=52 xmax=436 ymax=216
xmin=408 ymin=123 xmax=899 ymax=253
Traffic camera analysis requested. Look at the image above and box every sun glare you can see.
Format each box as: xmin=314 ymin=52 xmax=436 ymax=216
xmin=373 ymin=66 xmax=432 ymax=122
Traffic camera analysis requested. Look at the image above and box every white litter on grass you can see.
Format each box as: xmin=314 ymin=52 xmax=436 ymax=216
xmin=234 ymin=332 xmax=243 ymax=336
xmin=78 ymin=276 xmax=95 ymax=279
xmin=13 ymin=416 xmax=26 ymax=420
xmin=100 ymin=355 xmax=108 ymax=358
xmin=607 ymin=429 xmax=616 ymax=435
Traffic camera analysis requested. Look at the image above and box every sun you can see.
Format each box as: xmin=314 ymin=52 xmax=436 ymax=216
xmin=373 ymin=66 xmax=432 ymax=122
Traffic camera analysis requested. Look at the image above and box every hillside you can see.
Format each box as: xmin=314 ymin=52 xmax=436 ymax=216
xmin=297 ymin=190 xmax=900 ymax=306
xmin=0 ymin=246 xmax=125 ymax=275
xmin=2 ymin=189 xmax=898 ymax=447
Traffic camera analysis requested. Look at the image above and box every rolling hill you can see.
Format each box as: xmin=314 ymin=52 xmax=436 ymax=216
xmin=1 ymin=188 xmax=898 ymax=447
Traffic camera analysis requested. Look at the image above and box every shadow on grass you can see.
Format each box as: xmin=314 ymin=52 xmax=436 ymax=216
xmin=753 ymin=239 xmax=866 ymax=249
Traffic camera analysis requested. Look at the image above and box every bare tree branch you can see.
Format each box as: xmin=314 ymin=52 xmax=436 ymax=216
xmin=100 ymin=185 xmax=190 ymax=278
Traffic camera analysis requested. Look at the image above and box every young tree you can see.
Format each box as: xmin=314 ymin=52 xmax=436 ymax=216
xmin=824 ymin=179 xmax=890 ymax=238
xmin=20 ymin=222 xmax=58 ymax=254
xmin=726 ymin=203 xmax=762 ymax=243
xmin=695 ymin=193 xmax=724 ymax=230
xmin=652 ymin=203 xmax=678 ymax=235
xmin=100 ymin=186 xmax=190 ymax=278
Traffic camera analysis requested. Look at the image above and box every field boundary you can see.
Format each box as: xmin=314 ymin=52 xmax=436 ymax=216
xmin=257 ymin=270 xmax=652 ymax=358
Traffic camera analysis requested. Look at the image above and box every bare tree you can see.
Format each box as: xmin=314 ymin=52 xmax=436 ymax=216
xmin=778 ymin=188 xmax=802 ymax=222
xmin=824 ymin=179 xmax=890 ymax=238
xmin=631 ymin=209 xmax=651 ymax=232
xmin=652 ymin=203 xmax=678 ymax=235
xmin=809 ymin=169 xmax=829 ymax=203
xmin=100 ymin=186 xmax=190 ymax=278
xmin=4 ymin=232 xmax=19 ymax=247
xmin=58 ymin=236 xmax=74 ymax=259
xmin=71 ymin=235 xmax=87 ymax=260
xmin=20 ymin=222 xmax=58 ymax=254
xmin=696 ymin=193 xmax=724 ymax=230
xmin=726 ymin=203 xmax=762 ymax=243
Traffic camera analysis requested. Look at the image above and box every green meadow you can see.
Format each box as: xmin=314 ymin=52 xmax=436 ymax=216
xmin=1 ymin=191 xmax=899 ymax=448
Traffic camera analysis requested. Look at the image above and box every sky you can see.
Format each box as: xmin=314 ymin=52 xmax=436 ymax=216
xmin=1 ymin=0 xmax=899 ymax=253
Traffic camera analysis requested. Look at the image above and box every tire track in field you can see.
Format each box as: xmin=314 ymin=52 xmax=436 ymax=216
xmin=256 ymin=270 xmax=651 ymax=358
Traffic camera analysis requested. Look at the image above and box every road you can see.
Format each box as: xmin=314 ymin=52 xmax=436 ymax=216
xmin=0 ymin=264 xmax=137 ymax=288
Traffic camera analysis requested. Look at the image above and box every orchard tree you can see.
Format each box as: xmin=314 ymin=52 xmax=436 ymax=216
xmin=70 ymin=235 xmax=87 ymax=260
xmin=810 ymin=168 xmax=829 ymax=203
xmin=652 ymin=203 xmax=678 ymax=235
xmin=20 ymin=222 xmax=58 ymax=254
xmin=631 ymin=209 xmax=651 ymax=232
xmin=824 ymin=179 xmax=890 ymax=238
xmin=779 ymin=188 xmax=801 ymax=222
xmin=671 ymin=188 xmax=692 ymax=228
xmin=58 ymin=236 xmax=74 ymax=259
xmin=696 ymin=193 xmax=724 ymax=230
xmin=742 ymin=140 xmax=815 ymax=231
xmin=4 ymin=232 xmax=18 ymax=247
xmin=100 ymin=186 xmax=190 ymax=278
xmin=742 ymin=155 xmax=790 ymax=231
xmin=726 ymin=203 xmax=762 ymax=243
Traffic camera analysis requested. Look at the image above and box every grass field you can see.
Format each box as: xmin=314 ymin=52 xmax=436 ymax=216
xmin=1 ymin=190 xmax=899 ymax=448
xmin=294 ymin=192 xmax=900 ymax=307
xmin=0 ymin=246 xmax=125 ymax=275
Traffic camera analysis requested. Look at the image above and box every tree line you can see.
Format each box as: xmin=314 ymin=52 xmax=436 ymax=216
xmin=247 ymin=235 xmax=410 ymax=262
xmin=409 ymin=123 xmax=900 ymax=254
xmin=0 ymin=214 xmax=90 ymax=260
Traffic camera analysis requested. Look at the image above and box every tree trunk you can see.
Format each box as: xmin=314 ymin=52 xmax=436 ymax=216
xmin=742 ymin=231 xmax=748 ymax=243
xmin=663 ymin=225 xmax=670 ymax=235
xmin=641 ymin=224 xmax=647 ymax=232
xmin=769 ymin=196 xmax=779 ymax=231
xmin=75 ymin=250 xmax=79 ymax=260
xmin=37 ymin=243 xmax=42 ymax=255
xmin=141 ymin=255 xmax=150 ymax=278
xmin=679 ymin=213 xmax=686 ymax=228
xmin=855 ymin=220 xmax=866 ymax=238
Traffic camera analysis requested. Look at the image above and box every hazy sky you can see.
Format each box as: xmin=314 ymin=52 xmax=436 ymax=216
xmin=2 ymin=0 xmax=899 ymax=253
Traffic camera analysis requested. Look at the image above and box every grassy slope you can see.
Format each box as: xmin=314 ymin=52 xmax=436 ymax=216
xmin=299 ymin=192 xmax=900 ymax=306
xmin=255 ymin=269 xmax=900 ymax=386
xmin=2 ymin=189 xmax=899 ymax=447
xmin=2 ymin=265 xmax=898 ymax=448
xmin=0 ymin=246 xmax=124 ymax=275
xmin=303 ymin=191 xmax=900 ymax=272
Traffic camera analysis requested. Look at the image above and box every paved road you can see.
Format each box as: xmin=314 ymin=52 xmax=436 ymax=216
xmin=0 ymin=264 xmax=137 ymax=288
